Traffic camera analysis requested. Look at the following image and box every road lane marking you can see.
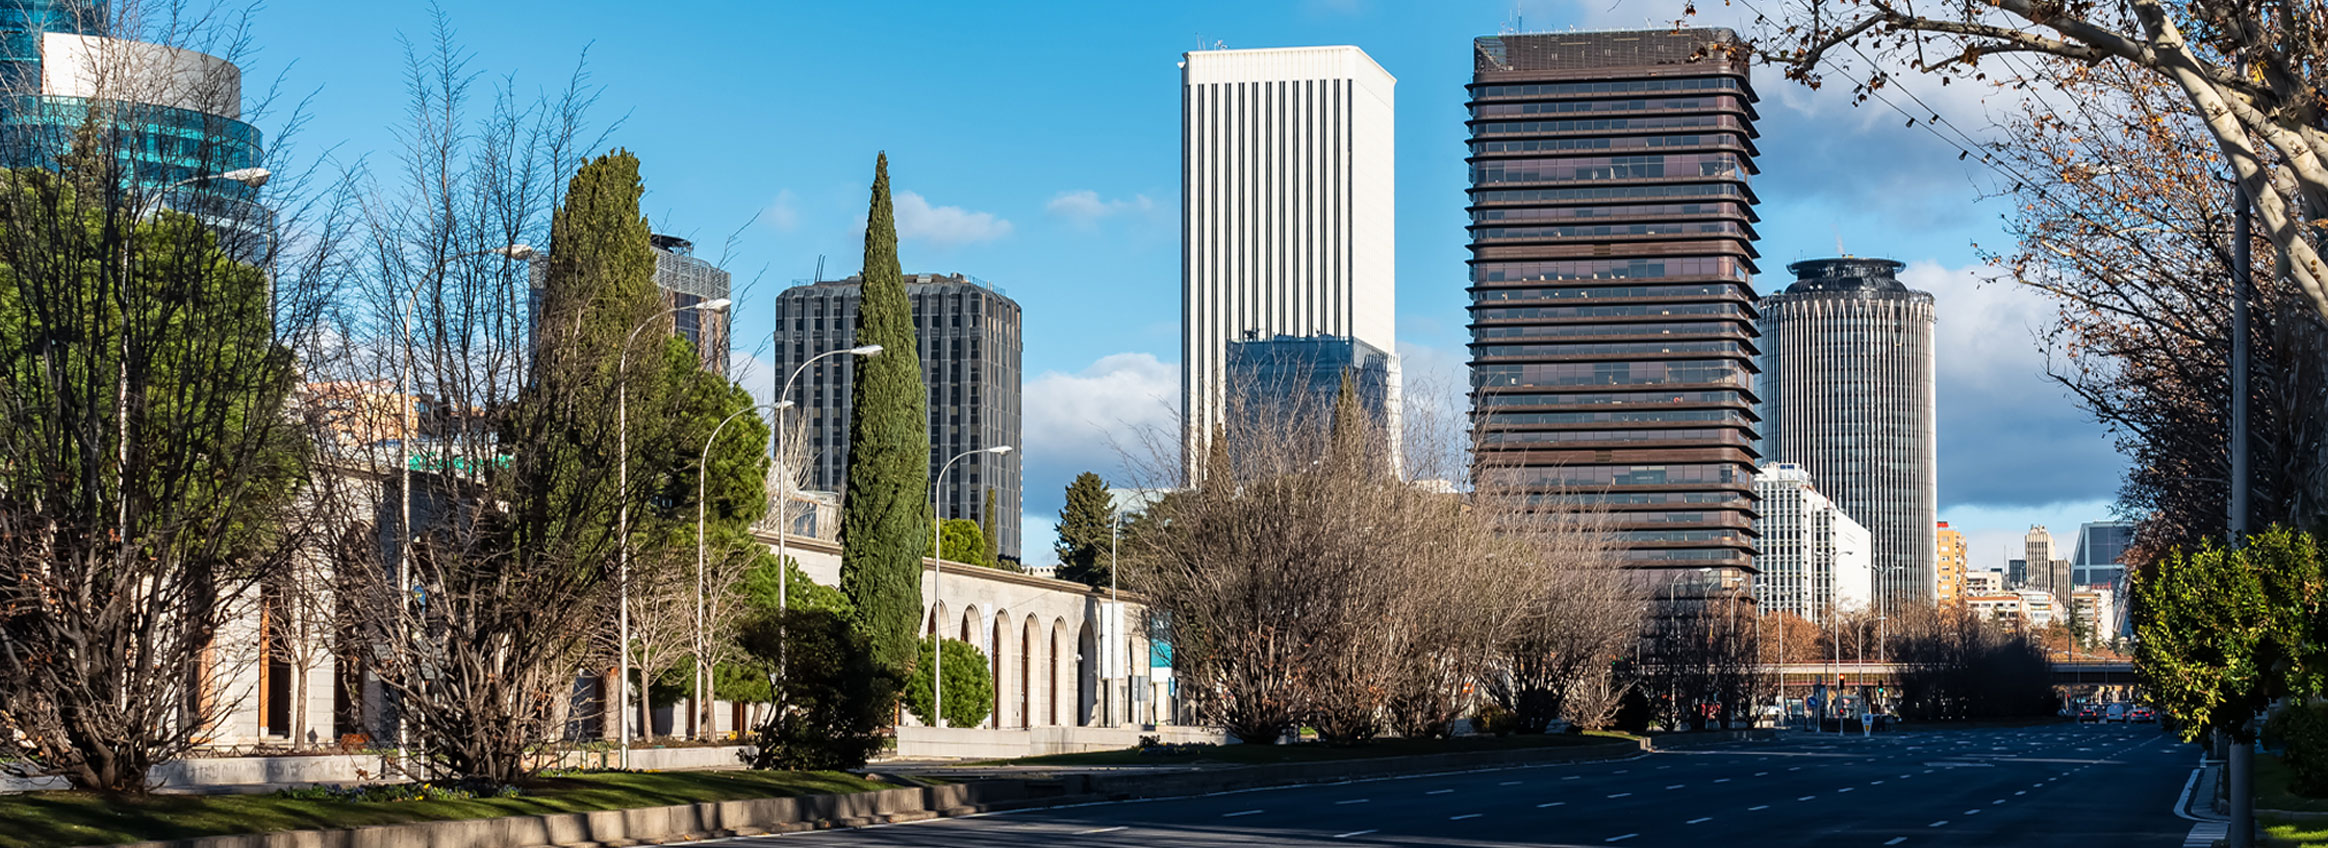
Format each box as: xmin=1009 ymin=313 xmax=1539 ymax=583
xmin=1688 ymin=817 xmax=1713 ymax=824
xmin=1606 ymin=834 xmax=1638 ymax=842
xmin=1539 ymin=801 xmax=1567 ymax=808
xmin=1714 ymin=778 xmax=1731 ymax=783
xmin=1332 ymin=830 xmax=1377 ymax=839
xmin=1871 ymin=780 xmax=1886 ymax=785
xmin=1750 ymin=805 xmax=1771 ymax=811
xmin=1451 ymin=814 xmax=1483 ymax=821
xmin=1965 ymin=809 xmax=1982 ymax=815
xmin=1077 ymin=826 xmax=1128 ymax=834
xmin=1789 ymin=766 xmax=1804 ymax=771
xmin=1839 ymin=787 xmax=1855 ymax=793
xmin=1667 ymin=784 xmax=1686 ymax=789
xmin=1608 ymin=792 xmax=1633 ymax=798
xmin=1992 ymin=799 xmax=2006 ymax=805
xmin=2014 ymin=791 xmax=2026 ymax=796
xmin=1224 ymin=809 xmax=1264 ymax=817
xmin=1799 ymin=795 xmax=1817 ymax=801
xmin=1929 ymin=821 xmax=1949 ymax=828
xmin=1427 ymin=789 xmax=1455 ymax=795
xmin=1500 ymin=780 xmax=1522 ymax=786
xmin=1615 ymin=769 xmax=1630 ymax=774
xmin=1564 ymin=776 xmax=1582 ymax=781
xmin=1886 ymin=839 xmax=1908 ymax=845
xmin=1755 ymin=771 xmax=1769 ymax=777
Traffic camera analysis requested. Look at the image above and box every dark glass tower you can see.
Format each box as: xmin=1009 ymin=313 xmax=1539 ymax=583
xmin=1466 ymin=29 xmax=1763 ymax=589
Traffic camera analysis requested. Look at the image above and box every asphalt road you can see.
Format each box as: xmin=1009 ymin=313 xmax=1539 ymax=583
xmin=708 ymin=723 xmax=2203 ymax=847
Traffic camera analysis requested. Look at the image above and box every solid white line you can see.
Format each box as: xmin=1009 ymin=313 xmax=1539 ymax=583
xmin=1332 ymin=829 xmax=1378 ymax=839
xmin=1688 ymin=817 xmax=1713 ymax=824
xmin=1451 ymin=813 xmax=1483 ymax=820
xmin=1076 ymin=826 xmax=1128 ymax=834
xmin=1539 ymin=801 xmax=1567 ymax=808
xmin=1606 ymin=834 xmax=1639 ymax=842
xmin=1336 ymin=798 xmax=1370 ymax=805
xmin=1223 ymin=809 xmax=1264 ymax=817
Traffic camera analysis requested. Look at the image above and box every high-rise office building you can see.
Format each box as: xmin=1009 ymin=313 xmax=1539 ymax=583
xmin=0 ymin=2 xmax=266 ymax=243
xmin=1760 ymin=257 xmax=1938 ymax=609
xmin=2025 ymin=524 xmax=2072 ymax=605
xmin=1180 ymin=45 xmax=1399 ymax=477
xmin=1225 ymin=332 xmax=1392 ymax=431
xmin=651 ymin=235 xmax=732 ymax=373
xmin=1752 ymin=463 xmax=1872 ymax=623
xmin=1466 ymin=29 xmax=1764 ymax=586
xmin=1936 ymin=521 xmax=1967 ymax=606
xmin=2071 ymin=520 xmax=2133 ymax=589
xmin=773 ymin=273 xmax=1023 ymax=559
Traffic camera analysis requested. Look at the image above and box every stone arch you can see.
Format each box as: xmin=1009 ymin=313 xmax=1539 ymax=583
xmin=991 ymin=607 xmax=1014 ymax=730
xmin=926 ymin=601 xmax=948 ymax=638
xmin=1021 ymin=614 xmax=1041 ymax=729
xmin=1076 ymin=618 xmax=1098 ymax=727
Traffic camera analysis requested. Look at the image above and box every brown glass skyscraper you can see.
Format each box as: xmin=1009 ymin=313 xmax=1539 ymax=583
xmin=1467 ymin=29 xmax=1763 ymax=588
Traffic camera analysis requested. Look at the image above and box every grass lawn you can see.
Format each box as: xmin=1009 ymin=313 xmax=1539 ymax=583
xmin=2260 ymin=753 xmax=2328 ymax=814
xmin=2265 ymin=814 xmax=2328 ymax=847
xmin=0 ymin=769 xmax=887 ymax=848
xmin=992 ymin=731 xmax=1638 ymax=768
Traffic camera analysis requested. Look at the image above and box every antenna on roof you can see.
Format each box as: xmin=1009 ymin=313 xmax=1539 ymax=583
xmin=813 ymin=254 xmax=825 ymax=284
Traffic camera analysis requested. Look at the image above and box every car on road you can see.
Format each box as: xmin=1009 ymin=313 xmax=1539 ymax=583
xmin=2105 ymin=703 xmax=2130 ymax=723
xmin=2077 ymin=703 xmax=2104 ymax=723
xmin=2130 ymin=704 xmax=2158 ymax=723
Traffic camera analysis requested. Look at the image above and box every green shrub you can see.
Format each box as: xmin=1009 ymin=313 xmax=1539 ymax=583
xmin=2266 ymin=701 xmax=2328 ymax=797
xmin=737 ymin=608 xmax=898 ymax=771
xmin=901 ymin=636 xmax=994 ymax=728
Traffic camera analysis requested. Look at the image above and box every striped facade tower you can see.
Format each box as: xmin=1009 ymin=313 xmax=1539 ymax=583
xmin=1180 ymin=46 xmax=1399 ymax=477
xmin=1759 ymin=258 xmax=1938 ymax=608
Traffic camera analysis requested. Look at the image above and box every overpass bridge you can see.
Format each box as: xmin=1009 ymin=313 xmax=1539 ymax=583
xmin=1759 ymin=661 xmax=2140 ymax=687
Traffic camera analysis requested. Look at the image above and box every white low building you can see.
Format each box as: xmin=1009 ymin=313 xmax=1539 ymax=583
xmin=1753 ymin=463 xmax=1873 ymax=624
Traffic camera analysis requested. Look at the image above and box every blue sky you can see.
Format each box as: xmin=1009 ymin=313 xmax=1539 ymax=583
xmin=249 ymin=0 xmax=2124 ymax=568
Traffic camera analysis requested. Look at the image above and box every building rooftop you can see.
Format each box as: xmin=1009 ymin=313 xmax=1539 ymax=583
xmin=1781 ymin=257 xmax=1915 ymax=295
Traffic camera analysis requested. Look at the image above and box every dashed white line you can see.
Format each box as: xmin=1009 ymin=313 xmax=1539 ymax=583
xmin=1871 ymin=780 xmax=1886 ymax=785
xmin=1606 ymin=834 xmax=1639 ymax=843
xmin=1667 ymin=784 xmax=1686 ymax=790
xmin=1799 ymin=795 xmax=1818 ymax=801
xmin=1427 ymin=789 xmax=1455 ymax=795
xmin=1538 ymin=801 xmax=1568 ymax=808
xmin=2014 ymin=791 xmax=2027 ymax=796
xmin=1886 ymin=838 xmax=1909 ymax=846
xmin=1076 ymin=826 xmax=1128 ymax=834
xmin=1755 ymin=771 xmax=1770 ymax=777
xmin=1500 ymin=780 xmax=1523 ymax=786
xmin=1714 ymin=778 xmax=1732 ymax=783
xmin=1451 ymin=813 xmax=1483 ymax=821
xmin=1750 ymin=805 xmax=1772 ymax=811
xmin=1688 ymin=817 xmax=1713 ymax=824
xmin=1992 ymin=799 xmax=2006 ymax=805
xmin=1929 ymin=821 xmax=1950 ymax=828
xmin=1839 ymin=787 xmax=1856 ymax=793
xmin=1335 ymin=798 xmax=1370 ymax=805
xmin=1564 ymin=776 xmax=1583 ymax=781
xmin=1608 ymin=792 xmax=1633 ymax=798
xmin=1332 ymin=830 xmax=1377 ymax=839
xmin=1965 ymin=809 xmax=1983 ymax=816
xmin=1223 ymin=809 xmax=1265 ymax=817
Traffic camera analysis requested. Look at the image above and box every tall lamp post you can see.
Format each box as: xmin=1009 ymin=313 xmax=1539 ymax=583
xmin=695 ymin=400 xmax=793 ymax=739
xmin=769 ymin=344 xmax=883 ymax=704
xmin=615 ymin=297 xmax=731 ymax=767
xmin=393 ymin=242 xmax=536 ymax=766
xmin=933 ymin=445 xmax=1013 ymax=727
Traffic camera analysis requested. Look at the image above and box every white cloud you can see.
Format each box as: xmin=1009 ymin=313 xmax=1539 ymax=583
xmin=1018 ymin=352 xmax=1180 ymax=566
xmin=1044 ymin=190 xmax=1157 ymax=227
xmin=764 ymin=189 xmax=801 ymax=232
xmin=893 ymin=191 xmax=1013 ymax=247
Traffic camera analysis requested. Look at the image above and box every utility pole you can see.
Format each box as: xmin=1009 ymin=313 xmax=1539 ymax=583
xmin=2227 ymin=181 xmax=2255 ymax=848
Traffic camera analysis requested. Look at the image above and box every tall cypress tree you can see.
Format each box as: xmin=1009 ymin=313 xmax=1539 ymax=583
xmin=1054 ymin=472 xmax=1116 ymax=588
xmin=980 ymin=486 xmax=1001 ymax=568
xmin=839 ymin=153 xmax=930 ymax=676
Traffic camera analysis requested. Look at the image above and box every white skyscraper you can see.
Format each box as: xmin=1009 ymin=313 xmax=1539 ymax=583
xmin=1753 ymin=463 xmax=1873 ymax=624
xmin=1179 ymin=46 xmax=1398 ymax=475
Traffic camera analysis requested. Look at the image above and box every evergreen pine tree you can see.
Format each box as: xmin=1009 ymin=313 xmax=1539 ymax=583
xmin=1054 ymin=472 xmax=1116 ymax=587
xmin=838 ymin=153 xmax=930 ymax=676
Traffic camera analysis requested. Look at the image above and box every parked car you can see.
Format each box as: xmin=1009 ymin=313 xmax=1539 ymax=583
xmin=2130 ymin=705 xmax=2158 ymax=723
xmin=2105 ymin=703 xmax=2130 ymax=723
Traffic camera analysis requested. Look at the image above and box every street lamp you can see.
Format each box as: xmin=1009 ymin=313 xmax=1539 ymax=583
xmin=932 ymin=445 xmax=1012 ymax=728
xmin=392 ymin=242 xmax=535 ymax=767
xmin=696 ymin=401 xmax=793 ymax=739
xmin=616 ymin=296 xmax=730 ymax=767
xmin=770 ymin=343 xmax=882 ymax=708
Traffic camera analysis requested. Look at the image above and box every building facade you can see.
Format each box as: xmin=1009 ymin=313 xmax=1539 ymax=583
xmin=1181 ymin=45 xmax=1399 ymax=477
xmin=773 ymin=273 xmax=1024 ymax=560
xmin=2026 ymin=524 xmax=2072 ymax=607
xmin=2071 ymin=520 xmax=2133 ymax=589
xmin=1759 ymin=257 xmax=1938 ymax=609
xmin=0 ymin=2 xmax=266 ymax=247
xmin=1225 ymin=332 xmax=1393 ymax=430
xmin=651 ymin=235 xmax=732 ymax=373
xmin=1936 ymin=521 xmax=1967 ymax=606
xmin=1465 ymin=28 xmax=1765 ymax=588
xmin=1752 ymin=463 xmax=1872 ymax=623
